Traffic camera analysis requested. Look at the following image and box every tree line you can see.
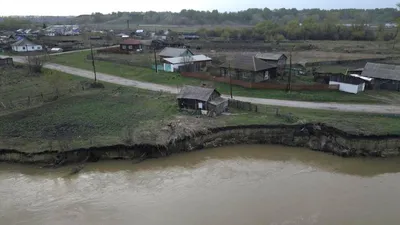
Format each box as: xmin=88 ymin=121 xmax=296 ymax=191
xmin=196 ymin=18 xmax=398 ymax=42
xmin=71 ymin=8 xmax=399 ymax=25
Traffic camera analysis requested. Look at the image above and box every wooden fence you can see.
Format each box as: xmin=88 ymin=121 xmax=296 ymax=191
xmin=228 ymin=99 xmax=258 ymax=112
xmin=181 ymin=72 xmax=339 ymax=91
xmin=0 ymin=58 xmax=14 ymax=66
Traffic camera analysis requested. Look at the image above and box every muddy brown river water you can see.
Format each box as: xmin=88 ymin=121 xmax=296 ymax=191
xmin=1 ymin=145 xmax=400 ymax=225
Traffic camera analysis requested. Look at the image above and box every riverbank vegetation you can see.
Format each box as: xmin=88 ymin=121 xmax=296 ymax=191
xmin=1 ymin=66 xmax=400 ymax=153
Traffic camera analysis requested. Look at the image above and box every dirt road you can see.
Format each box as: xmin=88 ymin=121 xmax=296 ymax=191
xmin=8 ymin=56 xmax=400 ymax=114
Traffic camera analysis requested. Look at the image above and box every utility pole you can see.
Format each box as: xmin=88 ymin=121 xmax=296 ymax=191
xmin=154 ymin=47 xmax=158 ymax=73
xmin=229 ymin=62 xmax=233 ymax=98
xmin=26 ymin=44 xmax=31 ymax=74
xmin=287 ymin=46 xmax=294 ymax=92
xmin=90 ymin=43 xmax=97 ymax=82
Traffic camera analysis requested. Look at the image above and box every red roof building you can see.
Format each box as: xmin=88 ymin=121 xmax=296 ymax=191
xmin=120 ymin=39 xmax=142 ymax=51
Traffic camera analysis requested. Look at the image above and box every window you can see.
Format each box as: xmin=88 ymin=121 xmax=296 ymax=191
xmin=128 ymin=45 xmax=133 ymax=49
xmin=37 ymin=46 xmax=41 ymax=49
xmin=22 ymin=47 xmax=26 ymax=50
xmin=32 ymin=46 xmax=35 ymax=49
xmin=122 ymin=45 xmax=126 ymax=49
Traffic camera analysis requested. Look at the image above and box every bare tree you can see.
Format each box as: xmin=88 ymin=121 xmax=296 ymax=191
xmin=25 ymin=54 xmax=47 ymax=74
xmin=393 ymin=3 xmax=400 ymax=49
xmin=180 ymin=54 xmax=193 ymax=72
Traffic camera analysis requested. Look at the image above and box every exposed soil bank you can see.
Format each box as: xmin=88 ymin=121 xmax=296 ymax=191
xmin=1 ymin=124 xmax=399 ymax=165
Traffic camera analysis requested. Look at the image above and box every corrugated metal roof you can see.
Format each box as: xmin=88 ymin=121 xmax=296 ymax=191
xmin=349 ymin=74 xmax=373 ymax=82
xmin=361 ymin=62 xmax=400 ymax=81
xmin=220 ymin=55 xmax=277 ymax=71
xmin=255 ymin=53 xmax=287 ymax=61
xmin=163 ymin=55 xmax=212 ymax=64
xmin=177 ymin=85 xmax=218 ymax=101
xmin=159 ymin=47 xmax=193 ymax=57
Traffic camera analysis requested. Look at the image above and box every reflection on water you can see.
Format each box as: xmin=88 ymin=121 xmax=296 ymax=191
xmin=1 ymin=145 xmax=400 ymax=225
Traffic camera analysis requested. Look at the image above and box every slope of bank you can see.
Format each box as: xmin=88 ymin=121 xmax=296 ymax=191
xmin=1 ymin=66 xmax=400 ymax=165
xmin=1 ymin=124 xmax=400 ymax=166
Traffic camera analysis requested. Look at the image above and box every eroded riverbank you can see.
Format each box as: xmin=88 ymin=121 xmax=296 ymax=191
xmin=1 ymin=123 xmax=399 ymax=166
xmin=1 ymin=145 xmax=400 ymax=225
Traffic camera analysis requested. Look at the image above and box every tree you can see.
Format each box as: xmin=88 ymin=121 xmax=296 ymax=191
xmin=393 ymin=3 xmax=400 ymax=48
xmin=221 ymin=29 xmax=231 ymax=41
xmin=25 ymin=55 xmax=46 ymax=74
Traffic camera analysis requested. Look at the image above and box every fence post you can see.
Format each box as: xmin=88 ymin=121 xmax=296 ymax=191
xmin=275 ymin=108 xmax=280 ymax=116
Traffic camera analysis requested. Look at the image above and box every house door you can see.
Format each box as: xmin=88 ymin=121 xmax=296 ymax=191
xmin=264 ymin=71 xmax=270 ymax=80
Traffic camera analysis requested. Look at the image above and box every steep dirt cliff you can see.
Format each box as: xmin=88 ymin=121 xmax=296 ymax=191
xmin=1 ymin=124 xmax=399 ymax=165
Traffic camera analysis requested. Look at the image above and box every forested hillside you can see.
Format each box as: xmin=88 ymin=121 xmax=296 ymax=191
xmin=72 ymin=8 xmax=398 ymax=25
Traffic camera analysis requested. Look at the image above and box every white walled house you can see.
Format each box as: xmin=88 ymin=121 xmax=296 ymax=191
xmin=11 ymin=38 xmax=43 ymax=52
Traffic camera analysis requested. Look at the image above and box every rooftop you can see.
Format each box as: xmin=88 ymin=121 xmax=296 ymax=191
xmin=10 ymin=38 xmax=38 ymax=47
xmin=256 ymin=53 xmax=287 ymax=61
xmin=163 ymin=55 xmax=212 ymax=64
xmin=177 ymin=85 xmax=218 ymax=102
xmin=120 ymin=39 xmax=141 ymax=45
xmin=220 ymin=55 xmax=277 ymax=71
xmin=361 ymin=62 xmax=400 ymax=81
xmin=159 ymin=47 xmax=193 ymax=57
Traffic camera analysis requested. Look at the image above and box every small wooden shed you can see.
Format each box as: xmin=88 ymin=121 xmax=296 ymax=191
xmin=177 ymin=85 xmax=228 ymax=115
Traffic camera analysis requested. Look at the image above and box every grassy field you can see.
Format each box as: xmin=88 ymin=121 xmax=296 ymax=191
xmin=1 ymin=66 xmax=399 ymax=153
xmin=48 ymin=51 xmax=393 ymax=104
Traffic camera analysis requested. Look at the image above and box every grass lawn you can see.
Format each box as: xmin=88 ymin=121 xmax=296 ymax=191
xmin=225 ymin=105 xmax=400 ymax=135
xmin=1 ymin=66 xmax=399 ymax=153
xmin=50 ymin=51 xmax=387 ymax=104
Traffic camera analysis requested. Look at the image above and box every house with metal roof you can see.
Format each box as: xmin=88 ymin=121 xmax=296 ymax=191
xmin=361 ymin=62 xmax=400 ymax=91
xmin=177 ymin=85 xmax=228 ymax=115
xmin=162 ymin=54 xmax=212 ymax=72
xmin=219 ymin=55 xmax=277 ymax=82
xmin=159 ymin=47 xmax=193 ymax=60
xmin=10 ymin=38 xmax=42 ymax=52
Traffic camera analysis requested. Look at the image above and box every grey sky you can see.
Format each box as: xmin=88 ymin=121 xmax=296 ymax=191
xmin=1 ymin=0 xmax=398 ymax=16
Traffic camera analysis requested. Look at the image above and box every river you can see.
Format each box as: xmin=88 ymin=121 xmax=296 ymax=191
xmin=1 ymin=145 xmax=400 ymax=225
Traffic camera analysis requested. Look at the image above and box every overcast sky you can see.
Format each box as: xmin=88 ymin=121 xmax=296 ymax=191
xmin=1 ymin=0 xmax=398 ymax=16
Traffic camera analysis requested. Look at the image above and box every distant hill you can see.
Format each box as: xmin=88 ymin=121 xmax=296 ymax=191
xmin=0 ymin=16 xmax=73 ymax=24
xmin=69 ymin=8 xmax=399 ymax=26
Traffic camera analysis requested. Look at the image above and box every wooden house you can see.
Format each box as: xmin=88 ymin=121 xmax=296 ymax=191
xmin=219 ymin=55 xmax=277 ymax=82
xmin=120 ymin=39 xmax=142 ymax=51
xmin=177 ymin=85 xmax=228 ymax=115
xmin=255 ymin=53 xmax=287 ymax=75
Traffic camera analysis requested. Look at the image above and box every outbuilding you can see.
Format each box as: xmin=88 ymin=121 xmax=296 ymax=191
xmin=10 ymin=38 xmax=42 ymax=52
xmin=329 ymin=74 xmax=369 ymax=94
xmin=162 ymin=54 xmax=212 ymax=72
xmin=361 ymin=62 xmax=400 ymax=91
xmin=255 ymin=53 xmax=287 ymax=75
xmin=177 ymin=85 xmax=228 ymax=115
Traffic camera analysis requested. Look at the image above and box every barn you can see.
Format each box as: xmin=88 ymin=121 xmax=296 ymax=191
xmin=361 ymin=62 xmax=400 ymax=91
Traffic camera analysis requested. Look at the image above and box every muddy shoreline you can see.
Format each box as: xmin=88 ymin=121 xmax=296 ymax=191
xmin=1 ymin=123 xmax=399 ymax=166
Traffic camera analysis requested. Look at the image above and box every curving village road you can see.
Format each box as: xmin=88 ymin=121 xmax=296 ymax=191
xmin=7 ymin=54 xmax=400 ymax=115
